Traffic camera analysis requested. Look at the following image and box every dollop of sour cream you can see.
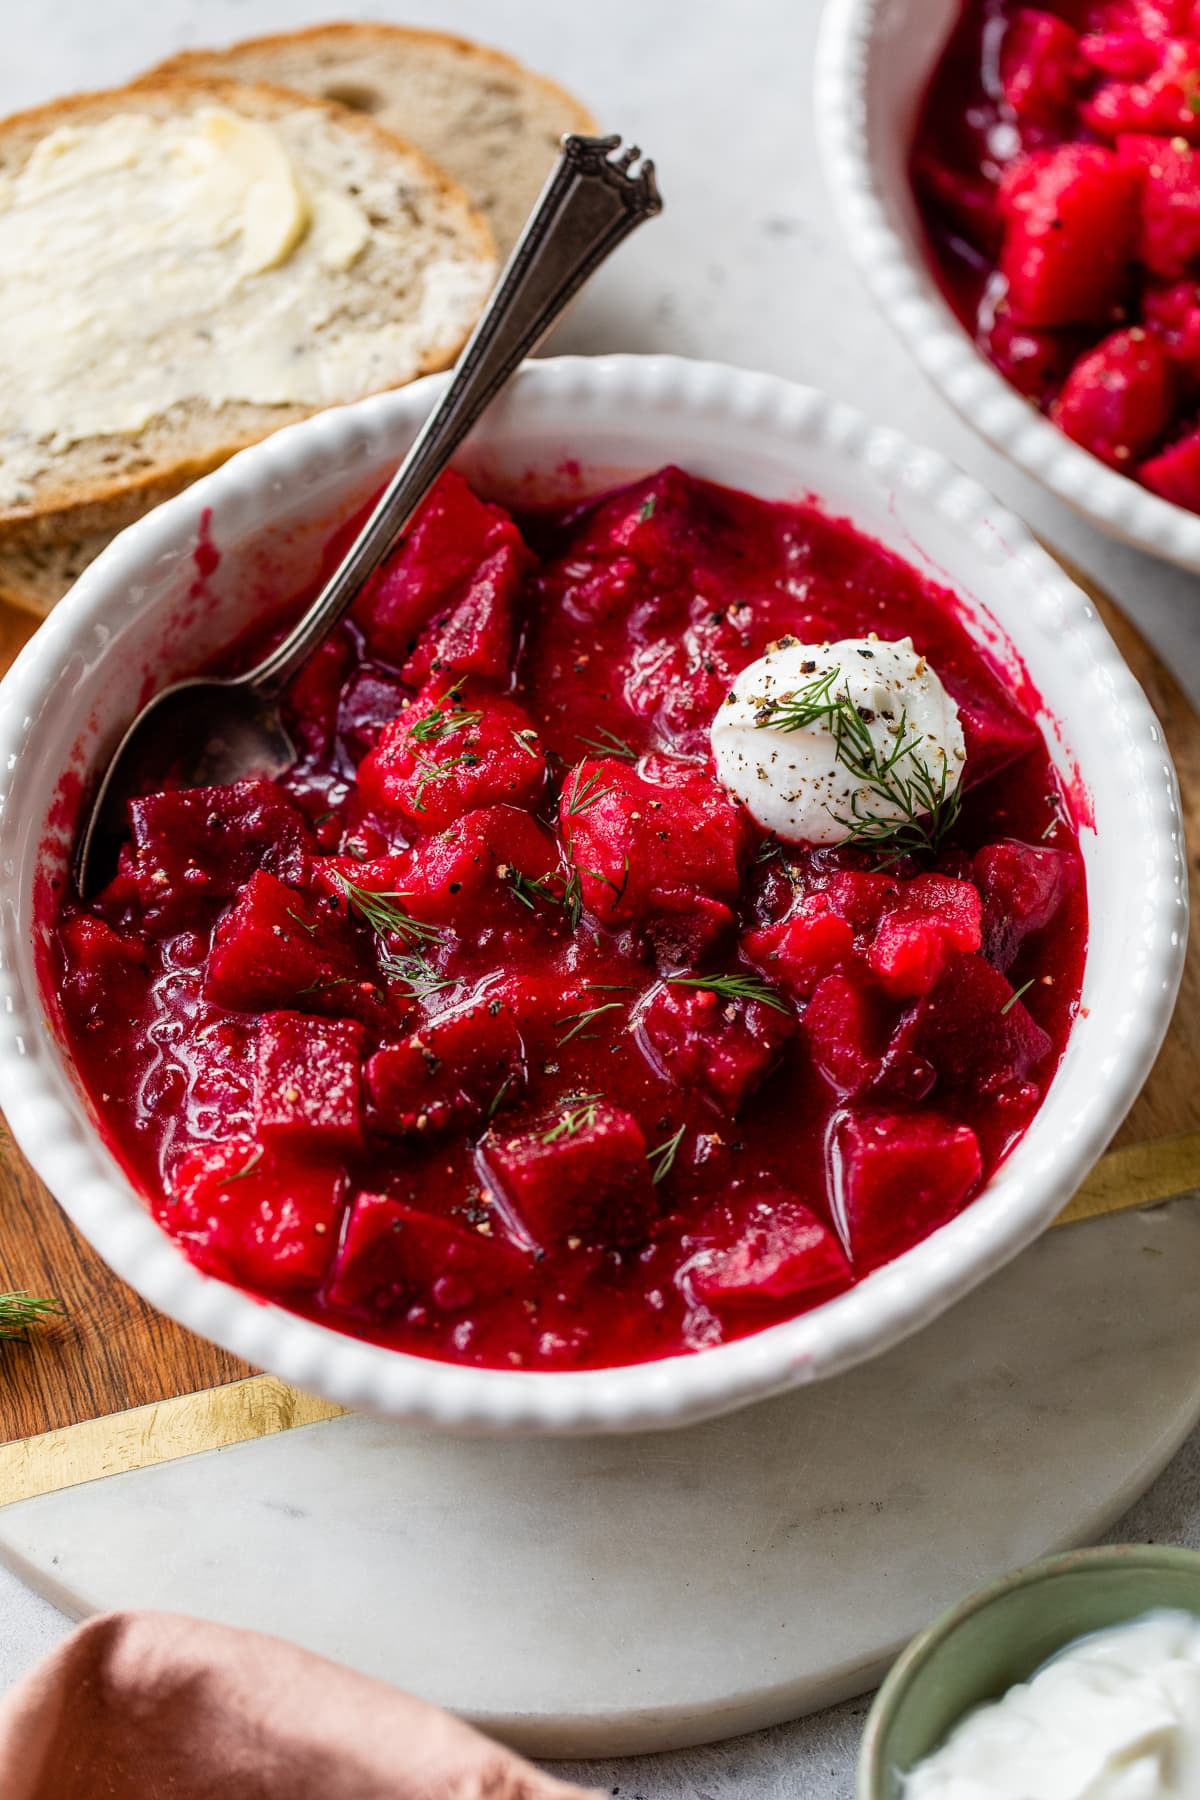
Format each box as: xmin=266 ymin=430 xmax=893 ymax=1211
xmin=710 ymin=635 xmax=966 ymax=845
xmin=906 ymin=1611 xmax=1200 ymax=1800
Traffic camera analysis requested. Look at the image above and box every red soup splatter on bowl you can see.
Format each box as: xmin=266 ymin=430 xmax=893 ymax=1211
xmin=52 ymin=466 xmax=1086 ymax=1371
xmin=912 ymin=0 xmax=1200 ymax=512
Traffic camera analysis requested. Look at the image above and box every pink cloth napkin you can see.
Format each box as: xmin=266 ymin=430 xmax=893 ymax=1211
xmin=0 ymin=1611 xmax=599 ymax=1799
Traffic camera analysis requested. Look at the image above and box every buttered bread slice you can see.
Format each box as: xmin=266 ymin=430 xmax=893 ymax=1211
xmin=0 ymin=77 xmax=496 ymax=532
xmin=149 ymin=23 xmax=597 ymax=259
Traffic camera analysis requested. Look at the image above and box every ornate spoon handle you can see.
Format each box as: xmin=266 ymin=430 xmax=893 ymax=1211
xmin=251 ymin=135 xmax=662 ymax=697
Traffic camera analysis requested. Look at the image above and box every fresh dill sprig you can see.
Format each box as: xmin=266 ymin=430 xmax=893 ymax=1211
xmin=331 ymin=873 xmax=444 ymax=946
xmin=488 ymin=1072 xmax=517 ymax=1120
xmin=638 ymin=495 xmax=657 ymax=522
xmin=576 ymin=726 xmax=638 ymax=763
xmin=647 ymin=1124 xmax=685 ymax=1185
xmin=561 ymin=864 xmax=584 ymax=930
xmin=1000 ymin=976 xmax=1038 ymax=1017
xmin=563 ymin=766 xmax=614 ymax=817
xmin=541 ymin=1091 xmax=604 ymax=1143
xmin=754 ymin=669 xmax=962 ymax=864
xmin=225 ymin=1145 xmax=265 ymax=1183
xmin=510 ymin=727 xmax=542 ymax=760
xmin=503 ymin=867 xmax=562 ymax=911
xmin=0 ymin=1291 xmax=64 ymax=1340
xmin=378 ymin=950 xmax=457 ymax=1000
xmin=406 ymin=683 xmax=481 ymax=745
xmin=557 ymin=1001 xmax=624 ymax=1045
xmin=667 ymin=972 xmax=790 ymax=1013
xmin=412 ymin=751 xmax=479 ymax=812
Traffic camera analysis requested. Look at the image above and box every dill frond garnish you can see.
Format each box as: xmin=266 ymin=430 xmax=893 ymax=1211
xmin=406 ymin=683 xmax=482 ymax=745
xmin=557 ymin=1001 xmax=624 ymax=1045
xmin=330 ymin=873 xmax=444 ymax=946
xmin=576 ymin=726 xmax=637 ymax=763
xmin=0 ymin=1291 xmax=64 ymax=1339
xmin=540 ymin=1091 xmax=604 ymax=1143
xmin=647 ymin=1124 xmax=685 ymax=1184
xmin=667 ymin=972 xmax=789 ymax=1013
xmin=563 ymin=767 xmax=615 ymax=817
xmin=754 ymin=669 xmax=962 ymax=864
xmin=999 ymin=976 xmax=1037 ymax=1017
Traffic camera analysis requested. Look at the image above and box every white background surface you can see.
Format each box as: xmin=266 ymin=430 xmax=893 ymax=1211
xmin=1 ymin=1 xmax=1198 ymax=1794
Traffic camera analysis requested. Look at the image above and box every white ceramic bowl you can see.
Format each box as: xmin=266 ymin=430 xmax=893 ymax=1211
xmin=815 ymin=0 xmax=1200 ymax=572
xmin=0 ymin=355 xmax=1185 ymax=1434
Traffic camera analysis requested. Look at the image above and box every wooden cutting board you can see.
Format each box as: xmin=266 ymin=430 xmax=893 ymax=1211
xmin=0 ymin=566 xmax=1196 ymax=1490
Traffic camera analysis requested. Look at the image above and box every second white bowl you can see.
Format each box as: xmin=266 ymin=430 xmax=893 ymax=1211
xmin=815 ymin=0 xmax=1200 ymax=572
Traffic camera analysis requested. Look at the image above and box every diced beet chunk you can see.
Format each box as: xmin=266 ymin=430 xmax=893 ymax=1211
xmin=206 ymin=871 xmax=380 ymax=1023
xmin=1139 ymin=278 xmax=1200 ymax=373
xmin=743 ymin=897 xmax=855 ymax=1002
xmin=974 ymin=839 xmax=1079 ymax=971
xmin=123 ymin=779 xmax=316 ymax=917
xmin=313 ymin=804 xmax=560 ymax=935
xmin=283 ymin=629 xmax=354 ymax=762
xmin=980 ymin=309 xmax=1084 ymax=401
xmin=891 ymin=951 xmax=1053 ymax=1095
xmin=686 ymin=1191 xmax=850 ymax=1313
xmin=1002 ymin=9 xmax=1084 ymax=122
xmin=366 ymin=998 xmax=525 ymax=1137
xmin=1140 ymin=424 xmax=1200 ymax=507
xmin=803 ymin=974 xmax=892 ymax=1097
xmin=326 ymin=1193 xmax=528 ymax=1317
xmin=479 ymin=1099 xmax=657 ymax=1251
xmin=1081 ymin=34 xmax=1200 ymax=142
xmin=868 ymin=874 xmax=983 ymax=1000
xmin=562 ymin=464 xmax=725 ymax=571
xmin=337 ymin=668 xmax=409 ymax=763
xmin=159 ymin=1138 xmax=344 ymax=1290
xmin=357 ymin=683 xmax=546 ymax=830
xmin=954 ymin=686 xmax=1044 ymax=788
xmin=1050 ymin=328 xmax=1175 ymax=468
xmin=1120 ymin=132 xmax=1200 ymax=276
xmin=402 ymin=537 xmax=525 ymax=687
xmin=832 ymin=1110 xmax=983 ymax=1272
xmin=352 ymin=469 xmax=529 ymax=681
xmin=999 ymin=145 xmax=1139 ymax=326
xmin=561 ymin=753 xmax=749 ymax=930
xmin=637 ymin=978 xmax=795 ymax=1114
xmin=912 ymin=151 xmax=1004 ymax=256
xmin=255 ymin=1011 xmax=363 ymax=1148
xmin=59 ymin=916 xmax=148 ymax=1026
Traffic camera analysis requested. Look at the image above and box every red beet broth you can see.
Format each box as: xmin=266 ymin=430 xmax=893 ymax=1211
xmin=50 ymin=466 xmax=1086 ymax=1371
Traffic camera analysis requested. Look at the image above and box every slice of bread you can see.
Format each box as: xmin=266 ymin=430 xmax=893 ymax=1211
xmin=0 ymin=76 xmax=496 ymax=540
xmin=0 ymin=523 xmax=140 ymax=618
xmin=147 ymin=22 xmax=598 ymax=258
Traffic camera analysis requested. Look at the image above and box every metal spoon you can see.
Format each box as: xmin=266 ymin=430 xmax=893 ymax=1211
xmin=74 ymin=134 xmax=661 ymax=898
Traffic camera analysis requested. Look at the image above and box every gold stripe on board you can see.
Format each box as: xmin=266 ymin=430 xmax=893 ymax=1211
xmin=0 ymin=1374 xmax=345 ymax=1506
xmin=2 ymin=1132 xmax=1199 ymax=1509
xmin=1053 ymin=1131 xmax=1200 ymax=1229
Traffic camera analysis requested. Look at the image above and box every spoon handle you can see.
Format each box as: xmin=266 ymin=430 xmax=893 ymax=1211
xmin=250 ymin=134 xmax=662 ymax=698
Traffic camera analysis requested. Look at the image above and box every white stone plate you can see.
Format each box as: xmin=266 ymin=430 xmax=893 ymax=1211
xmin=2 ymin=1200 xmax=1198 ymax=1758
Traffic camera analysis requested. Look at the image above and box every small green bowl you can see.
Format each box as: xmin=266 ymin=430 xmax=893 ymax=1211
xmin=859 ymin=1544 xmax=1200 ymax=1799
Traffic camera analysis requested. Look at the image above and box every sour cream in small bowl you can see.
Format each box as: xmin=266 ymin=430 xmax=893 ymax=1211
xmin=861 ymin=1545 xmax=1200 ymax=1800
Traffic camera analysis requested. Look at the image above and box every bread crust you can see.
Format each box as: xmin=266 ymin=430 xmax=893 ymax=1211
xmin=0 ymin=74 xmax=496 ymax=542
xmin=145 ymin=19 xmax=598 ymax=141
